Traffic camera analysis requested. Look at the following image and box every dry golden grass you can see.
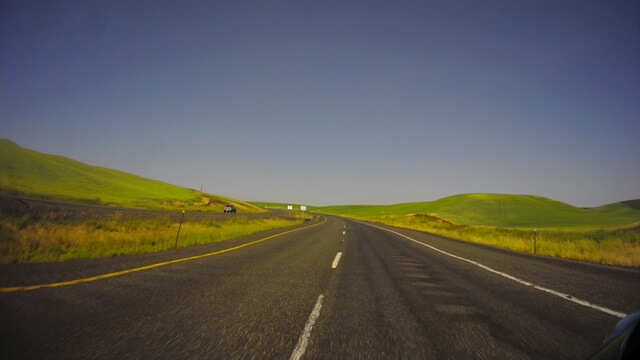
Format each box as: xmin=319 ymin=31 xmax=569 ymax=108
xmin=357 ymin=215 xmax=640 ymax=267
xmin=0 ymin=215 xmax=301 ymax=263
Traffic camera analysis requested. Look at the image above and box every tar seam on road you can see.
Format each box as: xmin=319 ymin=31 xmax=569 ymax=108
xmin=0 ymin=217 xmax=327 ymax=293
xmin=358 ymin=221 xmax=628 ymax=319
xmin=331 ymin=252 xmax=343 ymax=269
xmin=290 ymin=294 xmax=324 ymax=360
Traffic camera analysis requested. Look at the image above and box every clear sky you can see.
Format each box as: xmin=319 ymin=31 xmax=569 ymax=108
xmin=1 ymin=1 xmax=639 ymax=207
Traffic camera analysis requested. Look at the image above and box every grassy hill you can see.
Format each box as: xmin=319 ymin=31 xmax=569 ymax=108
xmin=0 ymin=139 xmax=262 ymax=212
xmin=319 ymin=194 xmax=640 ymax=229
xmin=589 ymin=200 xmax=640 ymax=218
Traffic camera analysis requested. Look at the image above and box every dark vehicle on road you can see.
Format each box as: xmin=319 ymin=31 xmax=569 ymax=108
xmin=224 ymin=204 xmax=236 ymax=213
xmin=587 ymin=310 xmax=640 ymax=359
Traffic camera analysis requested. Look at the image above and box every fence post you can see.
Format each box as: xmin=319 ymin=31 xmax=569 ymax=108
xmin=534 ymin=229 xmax=537 ymax=254
xmin=175 ymin=210 xmax=186 ymax=249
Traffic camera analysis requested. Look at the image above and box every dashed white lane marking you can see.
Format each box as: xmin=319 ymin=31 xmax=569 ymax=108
xmin=332 ymin=252 xmax=343 ymax=269
xmin=290 ymin=294 xmax=324 ymax=360
xmin=342 ymin=230 xmax=346 ymax=235
xmin=358 ymin=221 xmax=627 ymax=319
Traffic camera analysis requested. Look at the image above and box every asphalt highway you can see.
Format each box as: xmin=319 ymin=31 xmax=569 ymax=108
xmin=1 ymin=215 xmax=638 ymax=359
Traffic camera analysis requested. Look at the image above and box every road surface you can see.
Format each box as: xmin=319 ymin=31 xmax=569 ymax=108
xmin=1 ymin=215 xmax=638 ymax=359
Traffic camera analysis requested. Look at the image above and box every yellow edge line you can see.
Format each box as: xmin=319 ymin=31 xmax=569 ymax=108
xmin=0 ymin=216 xmax=327 ymax=293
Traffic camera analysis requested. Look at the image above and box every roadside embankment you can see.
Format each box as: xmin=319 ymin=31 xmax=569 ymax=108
xmin=0 ymin=195 xmax=302 ymax=263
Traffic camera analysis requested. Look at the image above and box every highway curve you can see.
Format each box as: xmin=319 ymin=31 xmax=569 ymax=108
xmin=1 ymin=215 xmax=638 ymax=359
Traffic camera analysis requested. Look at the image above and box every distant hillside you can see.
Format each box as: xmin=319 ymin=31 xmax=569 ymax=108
xmin=250 ymin=201 xmax=320 ymax=212
xmin=0 ymin=139 xmax=262 ymax=212
xmin=320 ymin=194 xmax=640 ymax=229
xmin=589 ymin=200 xmax=640 ymax=218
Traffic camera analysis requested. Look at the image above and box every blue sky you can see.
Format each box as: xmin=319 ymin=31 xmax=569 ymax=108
xmin=1 ymin=1 xmax=639 ymax=207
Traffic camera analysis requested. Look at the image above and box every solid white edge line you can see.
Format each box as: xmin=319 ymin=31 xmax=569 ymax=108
xmin=332 ymin=252 xmax=343 ymax=269
xmin=290 ymin=294 xmax=325 ymax=360
xmin=357 ymin=221 xmax=627 ymax=319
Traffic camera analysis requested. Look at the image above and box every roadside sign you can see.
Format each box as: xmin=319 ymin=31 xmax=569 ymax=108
xmin=287 ymin=205 xmax=293 ymax=210
xmin=300 ymin=206 xmax=307 ymax=211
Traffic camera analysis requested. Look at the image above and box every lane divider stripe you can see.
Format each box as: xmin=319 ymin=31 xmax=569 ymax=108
xmin=0 ymin=217 xmax=327 ymax=293
xmin=290 ymin=294 xmax=324 ymax=360
xmin=331 ymin=252 xmax=343 ymax=269
xmin=357 ymin=221 xmax=627 ymax=319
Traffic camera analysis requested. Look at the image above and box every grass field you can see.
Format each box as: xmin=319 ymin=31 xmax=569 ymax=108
xmin=318 ymin=194 xmax=640 ymax=267
xmin=0 ymin=139 xmax=261 ymax=212
xmin=0 ymin=212 xmax=302 ymax=263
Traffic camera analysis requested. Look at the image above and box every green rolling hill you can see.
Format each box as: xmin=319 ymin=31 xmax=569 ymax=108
xmin=0 ymin=139 xmax=262 ymax=212
xmin=319 ymin=194 xmax=640 ymax=229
